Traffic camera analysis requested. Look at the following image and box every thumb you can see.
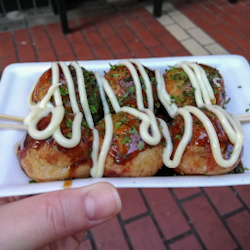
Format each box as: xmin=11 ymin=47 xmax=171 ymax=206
xmin=0 ymin=182 xmax=121 ymax=250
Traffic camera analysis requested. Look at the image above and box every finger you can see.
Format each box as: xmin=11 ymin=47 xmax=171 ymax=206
xmin=35 ymin=231 xmax=87 ymax=250
xmin=0 ymin=195 xmax=31 ymax=206
xmin=0 ymin=182 xmax=121 ymax=250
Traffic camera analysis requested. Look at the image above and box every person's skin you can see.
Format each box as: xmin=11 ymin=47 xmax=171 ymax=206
xmin=0 ymin=182 xmax=121 ymax=250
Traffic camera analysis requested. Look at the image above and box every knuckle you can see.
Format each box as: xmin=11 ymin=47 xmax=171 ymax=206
xmin=44 ymin=192 xmax=68 ymax=236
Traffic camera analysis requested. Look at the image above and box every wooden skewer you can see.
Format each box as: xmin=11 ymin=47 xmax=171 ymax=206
xmin=236 ymin=114 xmax=250 ymax=123
xmin=0 ymin=124 xmax=27 ymax=130
xmin=0 ymin=114 xmax=24 ymax=122
xmin=0 ymin=113 xmax=249 ymax=132
xmin=0 ymin=113 xmax=27 ymax=130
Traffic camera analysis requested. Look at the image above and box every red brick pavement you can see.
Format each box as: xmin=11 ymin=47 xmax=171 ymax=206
xmin=0 ymin=7 xmax=190 ymax=73
xmin=173 ymin=0 xmax=250 ymax=62
xmin=0 ymin=1 xmax=250 ymax=249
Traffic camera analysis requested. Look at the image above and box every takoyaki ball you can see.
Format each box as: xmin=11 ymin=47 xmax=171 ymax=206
xmin=164 ymin=64 xmax=225 ymax=108
xmin=105 ymin=64 xmax=161 ymax=112
xmin=32 ymin=65 xmax=103 ymax=123
xmin=96 ymin=112 xmax=164 ymax=177
xmin=17 ymin=114 xmax=93 ymax=182
xmin=168 ymin=109 xmax=241 ymax=175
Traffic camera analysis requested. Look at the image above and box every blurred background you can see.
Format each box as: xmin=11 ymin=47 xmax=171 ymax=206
xmin=0 ymin=0 xmax=250 ymax=249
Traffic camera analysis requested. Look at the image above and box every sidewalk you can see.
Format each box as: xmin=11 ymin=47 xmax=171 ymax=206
xmin=0 ymin=0 xmax=250 ymax=249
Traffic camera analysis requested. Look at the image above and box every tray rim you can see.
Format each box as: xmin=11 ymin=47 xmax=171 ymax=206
xmin=0 ymin=54 xmax=250 ymax=197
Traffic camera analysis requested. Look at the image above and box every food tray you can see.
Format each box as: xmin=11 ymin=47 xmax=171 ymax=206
xmin=0 ymin=55 xmax=249 ymax=197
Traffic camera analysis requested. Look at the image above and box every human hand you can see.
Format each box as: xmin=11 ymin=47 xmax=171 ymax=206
xmin=0 ymin=182 xmax=121 ymax=250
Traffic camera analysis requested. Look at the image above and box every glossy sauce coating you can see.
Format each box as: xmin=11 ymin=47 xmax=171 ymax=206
xmin=96 ymin=112 xmax=152 ymax=165
xmin=168 ymin=109 xmax=238 ymax=174
xmin=63 ymin=180 xmax=72 ymax=189
xmin=95 ymin=112 xmax=163 ymax=177
xmin=105 ymin=64 xmax=160 ymax=112
xmin=32 ymin=65 xmax=103 ymax=123
xmin=19 ymin=60 xmax=243 ymax=180
xmin=164 ymin=64 xmax=225 ymax=108
xmin=18 ymin=114 xmax=93 ymax=179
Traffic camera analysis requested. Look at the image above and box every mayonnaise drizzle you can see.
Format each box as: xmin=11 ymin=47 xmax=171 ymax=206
xmin=23 ymin=60 xmax=245 ymax=178
xmin=28 ymin=106 xmax=64 ymax=140
xmin=155 ymin=69 xmax=178 ymax=118
xmin=59 ymin=62 xmax=79 ymax=113
xmin=53 ymin=112 xmax=83 ymax=148
xmin=90 ymin=72 xmax=112 ymax=178
xmin=159 ymin=108 xmax=193 ymax=168
xmin=175 ymin=61 xmax=216 ymax=106
xmin=25 ymin=62 xmax=86 ymax=148
xmin=213 ymin=78 xmax=222 ymax=87
xmin=90 ymin=114 xmax=113 ymax=178
xmin=117 ymin=60 xmax=161 ymax=145
xmin=52 ymin=62 xmax=63 ymax=107
xmin=96 ymin=61 xmax=161 ymax=147
xmin=184 ymin=105 xmax=244 ymax=168
xmin=127 ymin=59 xmax=154 ymax=112
xmin=117 ymin=60 xmax=145 ymax=110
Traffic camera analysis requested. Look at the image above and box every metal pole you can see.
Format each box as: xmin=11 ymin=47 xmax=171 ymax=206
xmin=153 ymin=0 xmax=163 ymax=17
xmin=56 ymin=0 xmax=69 ymax=34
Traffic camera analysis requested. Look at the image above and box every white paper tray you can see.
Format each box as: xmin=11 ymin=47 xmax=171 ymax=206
xmin=0 ymin=55 xmax=249 ymax=197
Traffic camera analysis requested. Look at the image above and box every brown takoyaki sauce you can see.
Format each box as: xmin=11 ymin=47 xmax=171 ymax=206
xmin=169 ymin=109 xmax=234 ymax=159
xmin=96 ymin=112 xmax=157 ymax=165
xmin=168 ymin=109 xmax=239 ymax=174
xmin=32 ymin=65 xmax=103 ymax=123
xmin=18 ymin=113 xmax=93 ymax=173
xmin=164 ymin=64 xmax=226 ymax=108
xmin=105 ymin=64 xmax=161 ymax=112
